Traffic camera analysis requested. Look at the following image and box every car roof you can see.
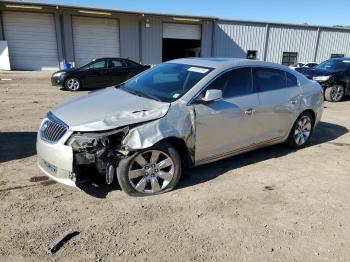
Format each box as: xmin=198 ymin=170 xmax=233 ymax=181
xmin=94 ymin=57 xmax=126 ymax=60
xmin=168 ymin=57 xmax=294 ymax=72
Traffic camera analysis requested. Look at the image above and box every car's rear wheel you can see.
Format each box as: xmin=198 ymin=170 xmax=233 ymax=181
xmin=287 ymin=112 xmax=314 ymax=149
xmin=325 ymin=85 xmax=345 ymax=102
xmin=65 ymin=77 xmax=81 ymax=91
xmin=117 ymin=142 xmax=181 ymax=196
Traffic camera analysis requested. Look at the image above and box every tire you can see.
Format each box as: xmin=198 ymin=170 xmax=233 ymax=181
xmin=117 ymin=142 xmax=182 ymax=197
xmin=287 ymin=111 xmax=314 ymax=149
xmin=325 ymin=85 xmax=345 ymax=102
xmin=64 ymin=77 xmax=81 ymax=91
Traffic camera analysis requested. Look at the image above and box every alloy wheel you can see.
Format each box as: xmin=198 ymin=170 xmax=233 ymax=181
xmin=331 ymin=85 xmax=344 ymax=101
xmin=294 ymin=115 xmax=312 ymax=145
xmin=66 ymin=78 xmax=80 ymax=91
xmin=128 ymin=150 xmax=175 ymax=194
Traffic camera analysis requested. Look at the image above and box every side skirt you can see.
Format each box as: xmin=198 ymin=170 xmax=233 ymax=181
xmin=194 ymin=136 xmax=285 ymax=167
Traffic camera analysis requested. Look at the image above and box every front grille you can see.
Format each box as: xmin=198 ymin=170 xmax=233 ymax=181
xmin=40 ymin=115 xmax=68 ymax=143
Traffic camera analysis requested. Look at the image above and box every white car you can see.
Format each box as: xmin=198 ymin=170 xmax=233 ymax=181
xmin=37 ymin=58 xmax=324 ymax=196
xmin=290 ymin=62 xmax=318 ymax=70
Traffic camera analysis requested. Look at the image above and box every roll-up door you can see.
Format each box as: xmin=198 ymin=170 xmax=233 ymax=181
xmin=72 ymin=16 xmax=120 ymax=66
xmin=163 ymin=23 xmax=201 ymax=40
xmin=2 ymin=11 xmax=59 ymax=70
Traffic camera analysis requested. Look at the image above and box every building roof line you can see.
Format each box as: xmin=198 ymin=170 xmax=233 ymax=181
xmin=2 ymin=0 xmax=350 ymax=32
xmin=0 ymin=0 xmax=218 ymax=20
xmin=218 ymin=18 xmax=350 ymax=32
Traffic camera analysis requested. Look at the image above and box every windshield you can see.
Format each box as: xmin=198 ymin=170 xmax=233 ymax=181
xmin=316 ymin=59 xmax=350 ymax=71
xmin=120 ymin=63 xmax=213 ymax=102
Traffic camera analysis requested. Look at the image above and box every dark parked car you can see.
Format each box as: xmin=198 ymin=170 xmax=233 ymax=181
xmin=296 ymin=58 xmax=350 ymax=102
xmin=51 ymin=58 xmax=150 ymax=91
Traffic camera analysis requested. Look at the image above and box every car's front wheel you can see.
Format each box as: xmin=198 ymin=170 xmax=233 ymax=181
xmin=65 ymin=77 xmax=81 ymax=91
xmin=287 ymin=112 xmax=314 ymax=149
xmin=325 ymin=85 xmax=345 ymax=102
xmin=117 ymin=142 xmax=182 ymax=196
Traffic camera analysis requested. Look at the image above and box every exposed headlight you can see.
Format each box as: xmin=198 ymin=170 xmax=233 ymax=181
xmin=312 ymin=75 xmax=331 ymax=81
xmin=67 ymin=127 xmax=129 ymax=150
xmin=67 ymin=134 xmax=108 ymax=150
xmin=53 ymin=72 xmax=66 ymax=78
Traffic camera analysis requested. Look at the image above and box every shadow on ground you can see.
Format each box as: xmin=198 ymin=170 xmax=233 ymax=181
xmin=0 ymin=132 xmax=37 ymax=163
xmin=78 ymin=121 xmax=348 ymax=198
xmin=178 ymin=121 xmax=348 ymax=189
xmin=2 ymin=121 xmax=346 ymax=198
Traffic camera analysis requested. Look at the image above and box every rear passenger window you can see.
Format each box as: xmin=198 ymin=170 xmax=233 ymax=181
xmin=109 ymin=59 xmax=124 ymax=68
xmin=254 ymin=68 xmax=286 ymax=92
xmin=206 ymin=68 xmax=253 ymax=98
xmin=126 ymin=60 xmax=140 ymax=68
xmin=286 ymin=72 xmax=298 ymax=87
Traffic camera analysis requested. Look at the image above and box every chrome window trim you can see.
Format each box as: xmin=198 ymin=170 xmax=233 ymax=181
xmin=187 ymin=65 xmax=301 ymax=106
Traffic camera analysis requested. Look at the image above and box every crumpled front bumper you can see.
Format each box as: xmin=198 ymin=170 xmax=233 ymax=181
xmin=36 ymin=131 xmax=76 ymax=187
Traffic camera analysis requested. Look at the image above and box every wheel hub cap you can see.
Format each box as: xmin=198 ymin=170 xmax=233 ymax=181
xmin=67 ymin=79 xmax=79 ymax=90
xmin=294 ymin=116 xmax=312 ymax=145
xmin=128 ymin=150 xmax=174 ymax=194
xmin=331 ymin=86 xmax=344 ymax=101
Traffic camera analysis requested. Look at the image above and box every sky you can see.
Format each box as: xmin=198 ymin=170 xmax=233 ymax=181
xmin=20 ymin=0 xmax=350 ymax=27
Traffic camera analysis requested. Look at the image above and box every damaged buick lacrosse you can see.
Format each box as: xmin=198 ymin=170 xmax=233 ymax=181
xmin=37 ymin=58 xmax=324 ymax=196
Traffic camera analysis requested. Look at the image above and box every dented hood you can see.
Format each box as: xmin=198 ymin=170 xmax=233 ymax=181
xmin=52 ymin=87 xmax=170 ymax=131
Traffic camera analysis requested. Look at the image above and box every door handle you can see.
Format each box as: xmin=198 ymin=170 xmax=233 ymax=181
xmin=244 ymin=108 xmax=256 ymax=115
xmin=289 ymin=98 xmax=298 ymax=105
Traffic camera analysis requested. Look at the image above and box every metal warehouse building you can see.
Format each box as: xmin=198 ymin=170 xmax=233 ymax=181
xmin=1 ymin=1 xmax=350 ymax=70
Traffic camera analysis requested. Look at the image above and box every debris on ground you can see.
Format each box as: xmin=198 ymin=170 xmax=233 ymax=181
xmin=47 ymin=230 xmax=80 ymax=254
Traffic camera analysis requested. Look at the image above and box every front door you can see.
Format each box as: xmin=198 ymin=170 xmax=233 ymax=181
xmin=84 ymin=59 xmax=109 ymax=88
xmin=194 ymin=67 xmax=259 ymax=162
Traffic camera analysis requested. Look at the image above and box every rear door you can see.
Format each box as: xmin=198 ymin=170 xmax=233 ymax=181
xmin=126 ymin=60 xmax=147 ymax=78
xmin=108 ymin=59 xmax=129 ymax=85
xmin=253 ymin=67 xmax=301 ymax=143
xmin=194 ymin=67 xmax=260 ymax=162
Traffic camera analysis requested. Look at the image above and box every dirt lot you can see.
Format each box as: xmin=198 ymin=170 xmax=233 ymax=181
xmin=0 ymin=71 xmax=350 ymax=261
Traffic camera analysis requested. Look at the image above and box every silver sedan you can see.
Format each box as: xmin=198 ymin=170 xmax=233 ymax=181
xmin=37 ymin=58 xmax=324 ymax=196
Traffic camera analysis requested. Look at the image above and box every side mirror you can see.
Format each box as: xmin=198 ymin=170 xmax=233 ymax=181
xmin=200 ymin=89 xmax=223 ymax=103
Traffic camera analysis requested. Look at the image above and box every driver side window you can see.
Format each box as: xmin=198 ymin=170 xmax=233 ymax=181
xmin=89 ymin=60 xmax=107 ymax=70
xmin=205 ymin=67 xmax=253 ymax=98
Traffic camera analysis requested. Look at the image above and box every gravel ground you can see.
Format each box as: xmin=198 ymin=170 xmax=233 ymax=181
xmin=0 ymin=71 xmax=350 ymax=262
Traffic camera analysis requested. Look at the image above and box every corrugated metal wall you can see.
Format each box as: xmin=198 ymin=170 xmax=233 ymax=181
xmin=119 ymin=15 xmax=140 ymax=63
xmin=266 ymin=25 xmax=318 ymax=63
xmin=316 ymin=29 xmax=350 ymax=62
xmin=141 ymin=17 xmax=163 ymax=65
xmin=213 ymin=21 xmax=267 ymax=60
xmin=0 ymin=11 xmax=4 ymax=40
xmin=201 ymin=20 xmax=213 ymax=57
xmin=3 ymin=2 xmax=350 ymax=70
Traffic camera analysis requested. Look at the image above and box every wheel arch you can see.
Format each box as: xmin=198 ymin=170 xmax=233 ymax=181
xmin=299 ymin=109 xmax=316 ymax=126
xmin=154 ymin=137 xmax=194 ymax=168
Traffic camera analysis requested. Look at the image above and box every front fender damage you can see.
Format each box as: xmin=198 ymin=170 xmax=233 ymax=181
xmin=71 ymin=103 xmax=196 ymax=186
xmin=122 ymin=103 xmax=195 ymax=160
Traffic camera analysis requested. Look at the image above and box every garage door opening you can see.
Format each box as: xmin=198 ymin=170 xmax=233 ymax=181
xmin=162 ymin=38 xmax=201 ymax=62
xmin=162 ymin=23 xmax=201 ymax=62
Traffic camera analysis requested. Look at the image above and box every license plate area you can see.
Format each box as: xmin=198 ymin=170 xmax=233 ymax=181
xmin=40 ymin=158 xmax=57 ymax=175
